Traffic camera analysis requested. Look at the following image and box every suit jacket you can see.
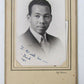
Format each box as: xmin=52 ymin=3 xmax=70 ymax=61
xmin=16 ymin=29 xmax=65 ymax=65
xmin=19 ymin=29 xmax=60 ymax=51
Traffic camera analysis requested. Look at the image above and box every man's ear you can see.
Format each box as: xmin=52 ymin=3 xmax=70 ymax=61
xmin=50 ymin=14 xmax=52 ymax=22
xmin=27 ymin=14 xmax=31 ymax=21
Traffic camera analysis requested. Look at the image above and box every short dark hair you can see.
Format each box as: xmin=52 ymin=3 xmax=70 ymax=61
xmin=28 ymin=0 xmax=51 ymax=15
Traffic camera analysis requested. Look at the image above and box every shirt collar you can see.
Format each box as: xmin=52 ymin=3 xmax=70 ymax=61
xmin=30 ymin=28 xmax=47 ymax=43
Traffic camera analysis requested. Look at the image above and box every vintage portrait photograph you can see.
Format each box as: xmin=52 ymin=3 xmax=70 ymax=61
xmin=15 ymin=0 xmax=67 ymax=66
xmin=5 ymin=0 xmax=78 ymax=83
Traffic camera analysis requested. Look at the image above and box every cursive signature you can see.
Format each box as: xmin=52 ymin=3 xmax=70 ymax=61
xmin=20 ymin=45 xmax=48 ymax=63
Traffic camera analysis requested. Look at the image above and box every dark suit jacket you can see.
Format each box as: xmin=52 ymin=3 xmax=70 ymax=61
xmin=18 ymin=29 xmax=61 ymax=53
xmin=16 ymin=29 xmax=65 ymax=65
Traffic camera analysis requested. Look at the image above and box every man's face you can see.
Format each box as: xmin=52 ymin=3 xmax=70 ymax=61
xmin=28 ymin=5 xmax=52 ymax=35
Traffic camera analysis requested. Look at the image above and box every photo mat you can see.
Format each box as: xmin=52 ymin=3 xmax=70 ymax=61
xmin=11 ymin=0 xmax=71 ymax=70
xmin=5 ymin=0 xmax=78 ymax=84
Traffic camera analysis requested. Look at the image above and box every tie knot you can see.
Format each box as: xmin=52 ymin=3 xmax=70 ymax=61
xmin=41 ymin=36 xmax=45 ymax=42
xmin=41 ymin=36 xmax=43 ymax=41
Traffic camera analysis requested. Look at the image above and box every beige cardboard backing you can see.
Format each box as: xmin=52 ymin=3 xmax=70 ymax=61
xmin=5 ymin=0 xmax=78 ymax=84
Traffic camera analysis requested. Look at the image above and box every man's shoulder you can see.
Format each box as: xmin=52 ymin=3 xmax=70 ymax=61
xmin=46 ymin=33 xmax=60 ymax=44
xmin=46 ymin=33 xmax=58 ymax=39
xmin=20 ymin=29 xmax=31 ymax=38
xmin=19 ymin=29 xmax=35 ymax=42
xmin=18 ymin=29 xmax=40 ymax=48
xmin=17 ymin=29 xmax=32 ymax=45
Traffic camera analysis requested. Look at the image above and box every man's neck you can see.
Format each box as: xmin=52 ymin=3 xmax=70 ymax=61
xmin=30 ymin=28 xmax=47 ymax=43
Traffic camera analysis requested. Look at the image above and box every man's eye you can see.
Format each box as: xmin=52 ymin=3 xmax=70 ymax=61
xmin=44 ymin=15 xmax=50 ymax=18
xmin=35 ymin=15 xmax=40 ymax=18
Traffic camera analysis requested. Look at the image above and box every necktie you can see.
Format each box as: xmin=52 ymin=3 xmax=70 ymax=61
xmin=40 ymin=36 xmax=49 ymax=53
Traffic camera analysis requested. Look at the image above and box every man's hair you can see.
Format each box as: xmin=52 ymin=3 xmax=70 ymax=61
xmin=28 ymin=0 xmax=51 ymax=15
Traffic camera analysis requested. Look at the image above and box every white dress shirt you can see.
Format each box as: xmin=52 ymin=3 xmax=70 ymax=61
xmin=30 ymin=28 xmax=49 ymax=53
xmin=30 ymin=28 xmax=47 ymax=43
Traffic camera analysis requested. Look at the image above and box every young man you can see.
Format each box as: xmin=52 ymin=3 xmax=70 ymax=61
xmin=16 ymin=0 xmax=65 ymax=65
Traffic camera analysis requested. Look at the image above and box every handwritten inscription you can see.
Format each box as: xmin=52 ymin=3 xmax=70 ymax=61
xmin=20 ymin=45 xmax=24 ymax=50
xmin=23 ymin=54 xmax=31 ymax=60
xmin=21 ymin=58 xmax=26 ymax=62
xmin=20 ymin=45 xmax=48 ymax=63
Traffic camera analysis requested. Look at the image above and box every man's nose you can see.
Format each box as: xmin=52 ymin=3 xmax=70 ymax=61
xmin=40 ymin=16 xmax=45 ymax=24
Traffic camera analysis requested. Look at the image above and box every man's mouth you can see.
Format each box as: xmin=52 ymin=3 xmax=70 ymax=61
xmin=37 ymin=26 xmax=45 ymax=28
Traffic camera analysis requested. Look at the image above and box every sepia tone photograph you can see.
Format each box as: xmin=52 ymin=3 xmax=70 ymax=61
xmin=15 ymin=0 xmax=66 ymax=66
xmin=5 ymin=0 xmax=78 ymax=83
